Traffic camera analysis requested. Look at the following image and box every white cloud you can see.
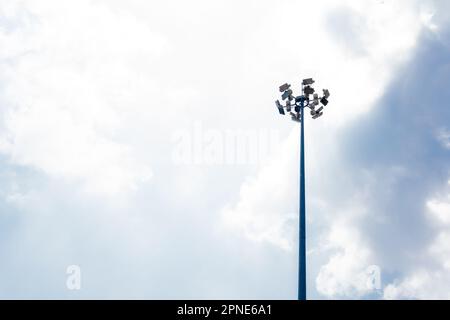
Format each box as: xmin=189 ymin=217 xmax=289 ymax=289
xmin=383 ymin=185 xmax=450 ymax=299
xmin=315 ymin=217 xmax=375 ymax=298
xmin=0 ymin=0 xmax=167 ymax=196
xmin=427 ymin=196 xmax=450 ymax=225
xmin=1 ymin=0 xmax=449 ymax=299
xmin=384 ymin=270 xmax=433 ymax=300
xmin=427 ymin=190 xmax=450 ymax=268
xmin=384 ymin=269 xmax=450 ymax=300
xmin=220 ymin=129 xmax=298 ymax=251
xmin=0 ymin=0 xmax=436 ymax=197
xmin=436 ymin=128 xmax=450 ymax=149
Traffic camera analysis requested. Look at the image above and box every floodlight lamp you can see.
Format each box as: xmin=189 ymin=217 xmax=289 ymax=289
xmin=274 ymin=79 xmax=330 ymax=124
xmin=302 ymin=78 xmax=315 ymax=85
xmin=309 ymin=94 xmax=318 ymax=107
xmin=290 ymin=112 xmax=301 ymax=123
xmin=276 ymin=100 xmax=285 ymax=115
xmin=280 ymin=83 xmax=291 ymax=92
xmin=304 ymin=86 xmax=315 ymax=95
xmin=282 ymin=89 xmax=293 ymax=100
xmin=312 ymin=112 xmax=323 ymax=119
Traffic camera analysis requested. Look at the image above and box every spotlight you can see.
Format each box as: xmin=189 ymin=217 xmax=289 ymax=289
xmin=276 ymin=100 xmax=285 ymax=115
xmin=282 ymin=89 xmax=293 ymax=101
xmin=286 ymin=100 xmax=292 ymax=112
xmin=279 ymin=83 xmax=291 ymax=92
xmin=290 ymin=112 xmax=301 ymax=123
xmin=312 ymin=111 xmax=323 ymax=119
xmin=274 ymin=77 xmax=331 ymax=122
xmin=304 ymin=86 xmax=315 ymax=95
xmin=320 ymin=97 xmax=328 ymax=106
xmin=313 ymin=93 xmax=319 ymax=106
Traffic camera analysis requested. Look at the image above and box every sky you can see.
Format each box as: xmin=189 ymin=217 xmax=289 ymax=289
xmin=0 ymin=0 xmax=449 ymax=299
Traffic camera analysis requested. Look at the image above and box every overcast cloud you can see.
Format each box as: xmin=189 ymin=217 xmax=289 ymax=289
xmin=0 ymin=0 xmax=449 ymax=299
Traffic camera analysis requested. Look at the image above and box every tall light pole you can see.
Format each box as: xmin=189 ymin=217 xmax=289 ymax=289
xmin=275 ymin=78 xmax=331 ymax=301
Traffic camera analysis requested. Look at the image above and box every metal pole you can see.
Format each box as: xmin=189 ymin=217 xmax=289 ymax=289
xmin=275 ymin=79 xmax=330 ymax=300
xmin=298 ymin=97 xmax=306 ymax=301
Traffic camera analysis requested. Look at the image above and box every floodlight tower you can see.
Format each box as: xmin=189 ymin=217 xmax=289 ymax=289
xmin=275 ymin=78 xmax=331 ymax=301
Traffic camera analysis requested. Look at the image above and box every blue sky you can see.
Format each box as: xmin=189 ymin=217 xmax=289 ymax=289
xmin=0 ymin=0 xmax=449 ymax=299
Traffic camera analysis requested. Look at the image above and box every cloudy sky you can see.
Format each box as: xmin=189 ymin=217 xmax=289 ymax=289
xmin=0 ymin=0 xmax=449 ymax=299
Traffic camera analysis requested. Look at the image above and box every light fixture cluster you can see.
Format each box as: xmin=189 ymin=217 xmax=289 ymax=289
xmin=275 ymin=78 xmax=330 ymax=123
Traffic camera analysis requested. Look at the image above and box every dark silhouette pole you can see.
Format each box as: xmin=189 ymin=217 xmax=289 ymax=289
xmin=275 ymin=78 xmax=330 ymax=301
xmin=298 ymin=96 xmax=306 ymax=300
